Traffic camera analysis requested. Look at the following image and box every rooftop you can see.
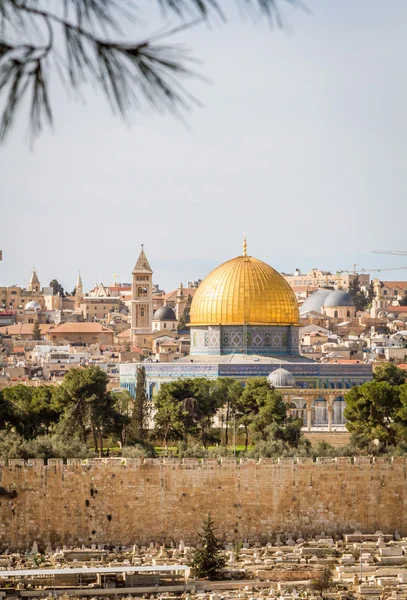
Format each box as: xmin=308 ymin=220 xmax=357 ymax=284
xmin=176 ymin=353 xmax=312 ymax=364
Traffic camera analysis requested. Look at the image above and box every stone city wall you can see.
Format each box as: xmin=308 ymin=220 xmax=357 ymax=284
xmin=0 ymin=457 xmax=406 ymax=550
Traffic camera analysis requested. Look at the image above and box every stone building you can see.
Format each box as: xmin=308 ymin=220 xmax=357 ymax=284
xmin=373 ymin=278 xmax=407 ymax=301
xmin=45 ymin=322 xmax=114 ymax=344
xmin=283 ymin=268 xmax=370 ymax=292
xmin=120 ymin=238 xmax=372 ymax=413
xmin=0 ymin=322 xmax=115 ymax=344
xmin=0 ymin=270 xmax=62 ymax=320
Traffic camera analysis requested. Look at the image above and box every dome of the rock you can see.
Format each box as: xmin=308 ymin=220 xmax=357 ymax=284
xmin=189 ymin=239 xmax=301 ymax=357
xmin=190 ymin=255 xmax=299 ymax=326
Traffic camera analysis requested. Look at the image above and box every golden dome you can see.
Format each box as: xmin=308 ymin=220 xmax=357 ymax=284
xmin=190 ymin=252 xmax=300 ymax=326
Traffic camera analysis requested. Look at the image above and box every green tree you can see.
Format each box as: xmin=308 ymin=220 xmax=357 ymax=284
xmin=153 ymin=383 xmax=189 ymax=450
xmin=400 ymin=296 xmax=407 ymax=307
xmin=1 ymin=384 xmax=60 ymax=439
xmin=30 ymin=386 xmax=61 ymax=435
xmin=344 ymin=381 xmax=402 ymax=446
xmin=250 ymin=387 xmax=288 ymax=440
xmin=262 ymin=418 xmax=304 ymax=447
xmin=49 ymin=279 xmax=65 ymax=297
xmin=55 ymin=366 xmax=122 ymax=455
xmin=189 ymin=378 xmax=225 ymax=447
xmin=374 ymin=363 xmax=406 ymax=386
xmin=0 ymin=0 xmax=297 ymax=143
xmin=23 ymin=434 xmax=90 ymax=459
xmin=311 ymin=566 xmax=334 ymax=596
xmin=131 ymin=366 xmax=151 ymax=442
xmin=348 ymin=277 xmax=367 ymax=312
xmin=178 ymin=295 xmax=193 ymax=331
xmin=213 ymin=378 xmax=243 ymax=446
xmin=0 ymin=389 xmax=16 ymax=430
xmin=113 ymin=389 xmax=134 ymax=447
xmin=153 ymin=378 xmax=222 ymax=449
xmin=367 ymin=282 xmax=375 ymax=305
xmin=235 ymin=377 xmax=287 ymax=449
xmin=0 ymin=431 xmax=27 ymax=460
xmin=191 ymin=515 xmax=226 ymax=580
xmin=32 ymin=319 xmax=42 ymax=341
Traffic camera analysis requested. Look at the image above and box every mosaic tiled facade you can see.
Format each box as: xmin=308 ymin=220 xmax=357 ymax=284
xmin=190 ymin=325 xmax=300 ymax=356
xmin=120 ymin=361 xmax=373 ymax=399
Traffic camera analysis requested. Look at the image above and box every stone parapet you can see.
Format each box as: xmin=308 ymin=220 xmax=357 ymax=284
xmin=0 ymin=458 xmax=406 ymax=549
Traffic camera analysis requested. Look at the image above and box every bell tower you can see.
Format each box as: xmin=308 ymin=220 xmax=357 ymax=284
xmin=28 ymin=269 xmax=40 ymax=293
xmin=75 ymin=272 xmax=83 ymax=311
xmin=131 ymin=245 xmax=153 ymax=344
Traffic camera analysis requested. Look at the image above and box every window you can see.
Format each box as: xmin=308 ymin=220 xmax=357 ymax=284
xmin=394 ymin=290 xmax=398 ymax=296
xmin=141 ymin=307 xmax=145 ymax=317
xmin=347 ymin=311 xmax=350 ymax=318
xmin=164 ymin=323 xmax=167 ymax=328
xmin=334 ymin=310 xmax=338 ymax=318
xmin=11 ymin=291 xmax=17 ymax=295
xmin=383 ymin=290 xmax=388 ymax=295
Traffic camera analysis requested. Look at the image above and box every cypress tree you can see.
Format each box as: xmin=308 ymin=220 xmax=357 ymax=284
xmin=191 ymin=515 xmax=226 ymax=579
xmin=131 ymin=365 xmax=150 ymax=441
xmin=32 ymin=319 xmax=42 ymax=341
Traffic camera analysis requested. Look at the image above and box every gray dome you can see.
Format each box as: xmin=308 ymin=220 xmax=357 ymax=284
xmin=323 ymin=290 xmax=354 ymax=308
xmin=300 ymin=289 xmax=332 ymax=315
xmin=153 ymin=306 xmax=177 ymax=321
xmin=24 ymin=300 xmax=41 ymax=311
xmin=267 ymin=368 xmax=296 ymax=388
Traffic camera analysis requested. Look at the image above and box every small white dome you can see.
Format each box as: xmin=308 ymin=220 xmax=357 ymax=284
xmin=267 ymin=368 xmax=296 ymax=388
xmin=24 ymin=300 xmax=41 ymax=311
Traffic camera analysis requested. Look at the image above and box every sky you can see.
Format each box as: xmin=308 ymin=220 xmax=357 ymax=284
xmin=1 ymin=0 xmax=407 ymax=293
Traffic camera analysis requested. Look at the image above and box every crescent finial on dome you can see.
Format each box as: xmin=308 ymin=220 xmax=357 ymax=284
xmin=243 ymin=233 xmax=247 ymax=257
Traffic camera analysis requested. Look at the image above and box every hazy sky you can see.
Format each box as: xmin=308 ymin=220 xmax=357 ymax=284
xmin=1 ymin=0 xmax=406 ymax=293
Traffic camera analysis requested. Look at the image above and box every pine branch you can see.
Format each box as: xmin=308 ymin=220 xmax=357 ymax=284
xmin=158 ymin=0 xmax=302 ymax=22
xmin=0 ymin=2 xmax=202 ymax=141
xmin=0 ymin=0 xmax=302 ymax=143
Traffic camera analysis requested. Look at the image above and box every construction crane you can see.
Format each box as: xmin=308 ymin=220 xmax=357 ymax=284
xmin=336 ymin=266 xmax=407 ymax=286
xmin=338 ymin=267 xmax=407 ymax=274
xmin=372 ymin=250 xmax=407 ymax=256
